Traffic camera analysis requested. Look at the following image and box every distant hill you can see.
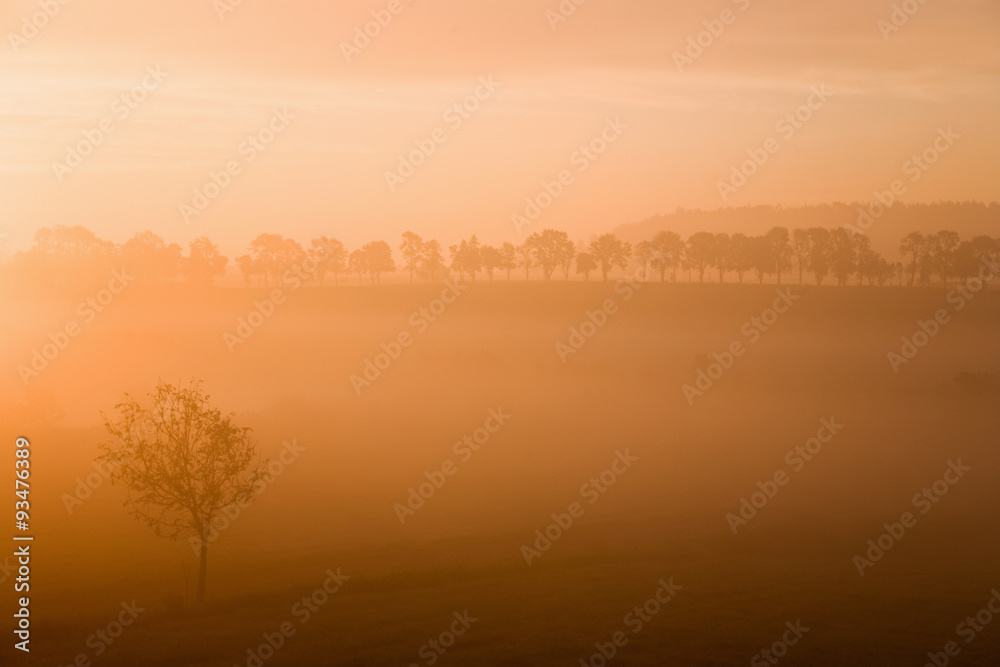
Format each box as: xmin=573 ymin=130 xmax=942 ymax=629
xmin=611 ymin=202 xmax=1000 ymax=258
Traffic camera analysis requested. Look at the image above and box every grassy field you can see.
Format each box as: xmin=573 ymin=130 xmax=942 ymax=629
xmin=3 ymin=282 xmax=999 ymax=665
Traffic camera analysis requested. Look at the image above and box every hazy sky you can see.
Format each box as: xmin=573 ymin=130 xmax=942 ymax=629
xmin=1 ymin=0 xmax=997 ymax=256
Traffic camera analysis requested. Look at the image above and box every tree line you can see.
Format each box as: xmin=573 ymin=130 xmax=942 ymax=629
xmin=6 ymin=224 xmax=998 ymax=288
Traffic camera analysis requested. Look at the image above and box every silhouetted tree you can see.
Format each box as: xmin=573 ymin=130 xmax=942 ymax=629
xmin=899 ymin=232 xmax=926 ymax=287
xmin=35 ymin=225 xmax=116 ymax=256
xmin=590 ymin=233 xmax=631 ymax=282
xmin=830 ymin=228 xmax=856 ymax=286
xmin=310 ymin=236 xmax=346 ymax=286
xmin=712 ymin=233 xmax=731 ymax=283
xmin=685 ymin=232 xmax=715 ymax=283
xmin=348 ymin=249 xmax=366 ymax=285
xmin=235 ymin=254 xmax=260 ymax=287
xmin=576 ymin=252 xmax=597 ymax=281
xmin=517 ymin=242 xmax=533 ymax=281
xmin=853 ymin=234 xmax=880 ymax=286
xmin=98 ymin=380 xmax=262 ymax=603
xmin=635 ymin=241 xmax=655 ymax=283
xmin=400 ymin=231 xmax=426 ymax=284
xmin=651 ymin=230 xmax=684 ymax=282
xmin=808 ymin=227 xmax=832 ymax=285
xmin=791 ymin=228 xmax=812 ymax=285
xmin=964 ymin=236 xmax=999 ymax=285
xmin=182 ymin=237 xmax=227 ymax=285
xmin=729 ymin=233 xmax=753 ymax=284
xmin=481 ymin=245 xmax=502 ymax=282
xmin=930 ymin=230 xmax=960 ymax=287
xmin=248 ymin=234 xmax=287 ymax=287
xmin=466 ymin=235 xmax=483 ymax=281
xmin=421 ymin=240 xmax=447 ymax=281
xmin=765 ymin=227 xmax=792 ymax=284
xmin=123 ymin=231 xmax=181 ymax=284
xmin=362 ymin=241 xmax=395 ymax=285
xmin=526 ymin=229 xmax=574 ymax=282
xmin=449 ymin=236 xmax=483 ymax=282
xmin=500 ymin=242 xmax=518 ymax=281
xmin=14 ymin=225 xmax=118 ymax=287
xmin=748 ymin=236 xmax=771 ymax=284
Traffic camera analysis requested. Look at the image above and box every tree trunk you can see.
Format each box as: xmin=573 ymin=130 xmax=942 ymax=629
xmin=197 ymin=543 xmax=207 ymax=602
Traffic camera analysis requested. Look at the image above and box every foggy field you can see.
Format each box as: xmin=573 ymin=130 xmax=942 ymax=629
xmin=5 ymin=283 xmax=1000 ymax=666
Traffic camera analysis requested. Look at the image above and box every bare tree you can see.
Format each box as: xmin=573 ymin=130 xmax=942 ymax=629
xmin=98 ymin=380 xmax=262 ymax=603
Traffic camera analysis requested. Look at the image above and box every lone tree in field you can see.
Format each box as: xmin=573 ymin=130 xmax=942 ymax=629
xmin=98 ymin=380 xmax=262 ymax=603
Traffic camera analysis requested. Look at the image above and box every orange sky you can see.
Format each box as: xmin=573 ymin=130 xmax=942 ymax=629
xmin=1 ymin=0 xmax=997 ymax=256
